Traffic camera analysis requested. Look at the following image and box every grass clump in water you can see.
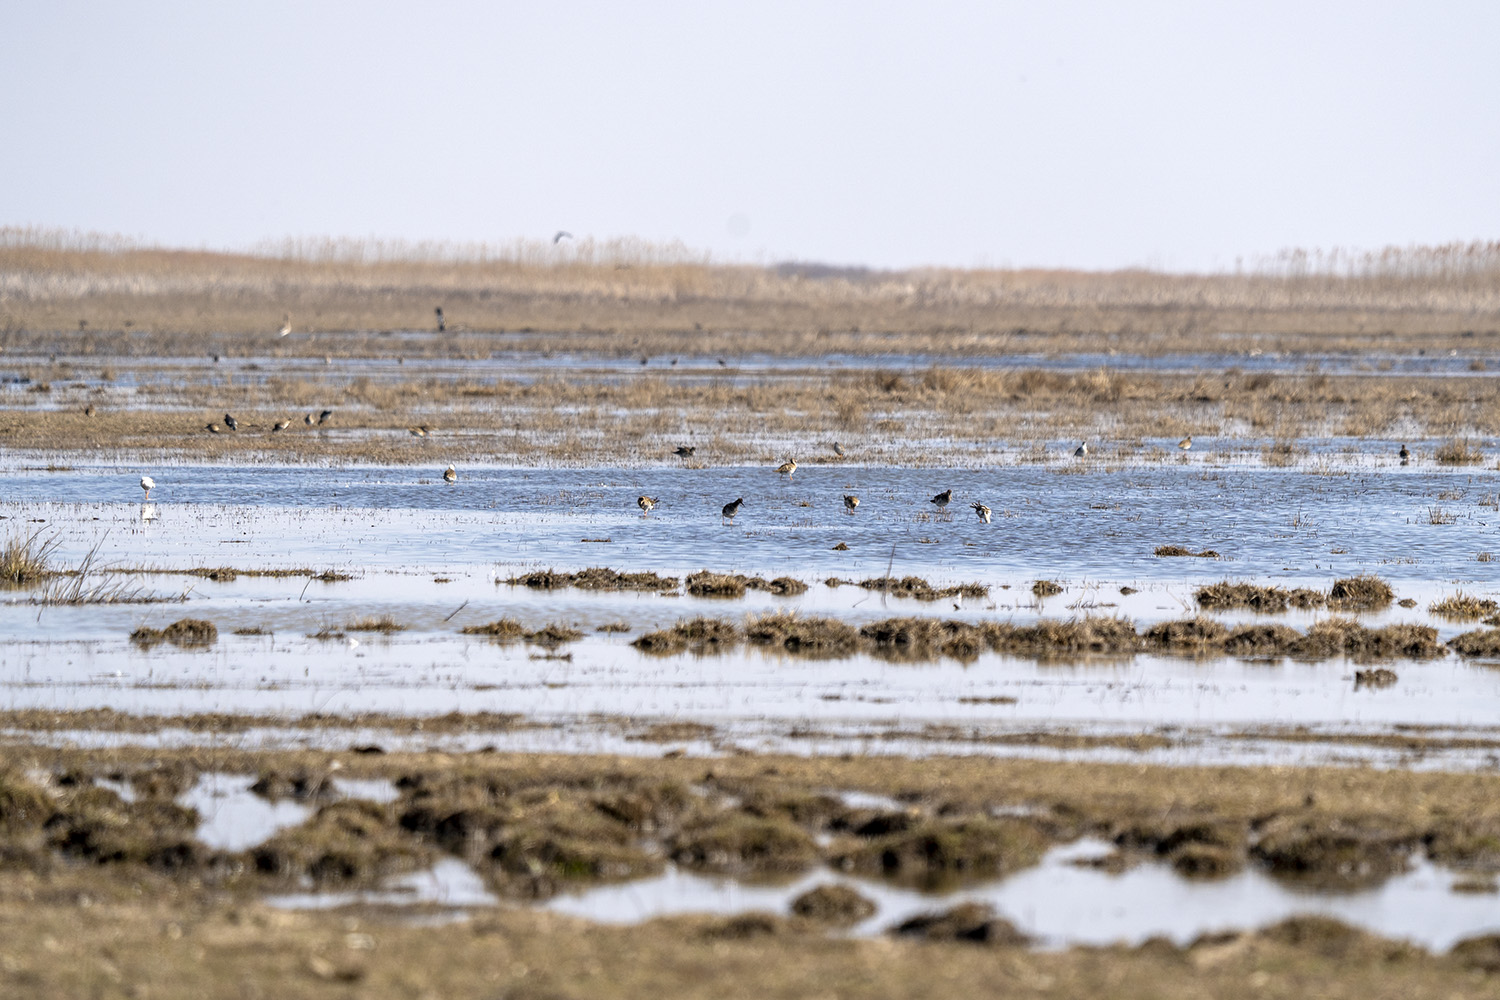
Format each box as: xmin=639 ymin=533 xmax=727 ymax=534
xmin=850 ymin=576 xmax=989 ymax=601
xmin=1449 ymin=629 xmax=1500 ymax=658
xmin=685 ymin=571 xmax=809 ymax=598
xmin=1430 ymin=592 xmax=1500 ymax=620
xmin=1030 ymin=580 xmax=1063 ymax=598
xmin=1196 ymin=583 xmax=1296 ymax=612
xmin=790 ymin=884 xmax=877 ymax=926
xmin=505 ymin=567 xmax=679 ymax=591
xmin=1154 ymin=545 xmax=1221 ymax=558
xmin=830 ymin=816 xmax=1049 ymax=889
xmin=129 ymin=618 xmax=218 ymax=648
xmin=669 ymin=813 xmax=819 ymax=876
xmin=524 ymin=624 xmax=585 ymax=647
xmin=1435 ymin=438 xmax=1485 ymax=465
xmin=346 ymin=615 xmax=406 ymax=633
xmin=461 ymin=618 xmax=526 ymax=639
xmin=1327 ymin=575 xmax=1394 ymax=610
xmin=631 ymin=617 xmax=740 ymax=654
xmin=745 ymin=612 xmax=859 ymax=656
xmin=0 ymin=530 xmax=57 ymax=587
xmin=891 ymin=902 xmax=1030 ymax=945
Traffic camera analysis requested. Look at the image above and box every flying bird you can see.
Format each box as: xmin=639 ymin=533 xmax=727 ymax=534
xmin=553 ymin=231 xmax=573 ymax=244
xmin=721 ymin=497 xmax=744 ymax=521
xmin=443 ymin=465 xmax=457 ymax=483
xmin=224 ymin=413 xmax=239 ymax=431
xmin=971 ymin=501 xmax=991 ymax=523
xmin=140 ymin=476 xmax=155 ymax=501
xmin=637 ymin=495 xmax=658 ymax=514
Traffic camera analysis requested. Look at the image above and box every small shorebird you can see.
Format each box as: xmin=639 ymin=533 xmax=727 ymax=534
xmin=434 ymin=307 xmax=445 ymax=332
xmin=971 ymin=500 xmax=991 ymax=523
xmin=140 ymin=476 xmax=155 ymax=501
xmin=1074 ymin=442 xmax=1089 ymax=458
xmin=409 ymin=425 xmax=430 ymax=438
xmin=843 ymin=494 xmax=859 ymax=513
xmin=318 ymin=409 xmax=333 ymax=425
xmin=304 ymin=413 xmax=315 ymax=426
xmin=278 ymin=315 xmax=291 ymax=337
xmin=272 ymin=419 xmax=291 ymax=432
xmin=637 ymin=495 xmax=658 ymax=514
xmin=443 ymin=465 xmax=457 ymax=483
xmin=673 ymin=445 xmax=696 ymax=458
xmin=930 ymin=489 xmax=953 ymax=511
xmin=205 ymin=422 xmax=222 ymax=434
xmin=84 ymin=404 xmax=96 ymax=418
xmin=224 ymin=413 xmax=239 ymax=431
xmin=1399 ymin=444 xmax=1410 ymax=465
xmin=1178 ymin=435 xmax=1192 ymax=451
xmin=832 ymin=442 xmax=845 ymax=457
xmin=776 ymin=458 xmax=797 ymax=478
xmin=722 ymin=497 xmax=744 ymax=521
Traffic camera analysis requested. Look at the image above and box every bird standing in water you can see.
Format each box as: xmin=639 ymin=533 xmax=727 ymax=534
xmin=843 ymin=494 xmax=859 ymax=513
xmin=971 ymin=500 xmax=991 ymax=523
xmin=930 ymin=489 xmax=953 ymax=512
xmin=1178 ymin=435 xmax=1192 ymax=451
xmin=140 ymin=476 xmax=155 ymax=501
xmin=1074 ymin=442 xmax=1089 ymax=458
xmin=435 ymin=307 xmax=445 ymax=332
xmin=776 ymin=458 xmax=797 ymax=478
xmin=637 ymin=496 xmax=658 ymax=515
xmin=1399 ymin=444 xmax=1410 ymax=465
xmin=722 ymin=497 xmax=744 ymax=521
xmin=443 ymin=466 xmax=457 ymax=483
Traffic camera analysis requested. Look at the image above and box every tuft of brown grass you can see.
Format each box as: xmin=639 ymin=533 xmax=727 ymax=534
xmin=0 ymin=530 xmax=57 ymax=587
xmin=1435 ymin=438 xmax=1485 ymax=465
xmin=130 ymin=618 xmax=218 ymax=648
xmin=346 ymin=615 xmax=406 ymax=633
xmin=461 ymin=618 xmax=526 ymax=639
xmin=1429 ymin=593 xmax=1500 ymax=621
xmin=1327 ymin=576 xmax=1394 ymax=610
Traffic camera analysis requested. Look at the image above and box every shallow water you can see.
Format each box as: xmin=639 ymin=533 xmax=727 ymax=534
xmin=2 ymin=462 xmax=1498 ymax=769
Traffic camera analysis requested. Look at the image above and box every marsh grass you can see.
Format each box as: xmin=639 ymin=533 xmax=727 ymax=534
xmin=523 ymin=624 xmax=585 ymax=647
xmin=1154 ymin=545 xmax=1221 ymax=558
xmin=1429 ymin=593 xmax=1500 ymax=621
xmin=461 ymin=618 xmax=526 ymax=639
xmin=346 ymin=615 xmax=406 ymax=633
xmin=129 ymin=618 xmax=218 ymax=648
xmin=1435 ymin=438 xmax=1486 ymax=465
xmin=1327 ymin=576 xmax=1395 ymax=610
xmin=0 ymin=529 xmax=58 ymax=587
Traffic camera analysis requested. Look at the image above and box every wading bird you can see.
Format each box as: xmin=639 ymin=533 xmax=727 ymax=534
xmin=843 ymin=494 xmax=859 ymax=512
xmin=832 ymin=442 xmax=845 ymax=457
xmin=318 ymin=409 xmax=333 ymax=425
xmin=930 ymin=489 xmax=953 ymax=512
xmin=278 ymin=315 xmax=291 ymax=337
xmin=673 ymin=445 xmax=696 ymax=458
xmin=434 ymin=307 xmax=445 ymax=332
xmin=637 ymin=495 xmax=658 ymax=514
xmin=1178 ymin=435 xmax=1192 ymax=451
xmin=224 ymin=413 xmax=239 ymax=431
xmin=443 ymin=465 xmax=457 ymax=483
xmin=1074 ymin=442 xmax=1089 ymax=458
xmin=140 ymin=476 xmax=155 ymax=500
xmin=776 ymin=458 xmax=797 ymax=478
xmin=272 ymin=419 xmax=291 ymax=432
xmin=721 ymin=497 xmax=744 ymax=521
xmin=971 ymin=500 xmax=991 ymax=523
xmin=1399 ymin=444 xmax=1410 ymax=465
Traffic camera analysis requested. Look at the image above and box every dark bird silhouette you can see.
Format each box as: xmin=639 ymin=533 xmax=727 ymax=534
xmin=553 ymin=231 xmax=573 ymax=244
xmin=930 ymin=489 xmax=953 ymax=511
xmin=435 ymin=307 xmax=445 ymax=332
xmin=1399 ymin=444 xmax=1410 ymax=465
xmin=224 ymin=413 xmax=239 ymax=431
xmin=318 ymin=409 xmax=333 ymax=425
xmin=304 ymin=413 xmax=315 ymax=426
xmin=673 ymin=445 xmax=696 ymax=457
xmin=722 ymin=497 xmax=744 ymax=521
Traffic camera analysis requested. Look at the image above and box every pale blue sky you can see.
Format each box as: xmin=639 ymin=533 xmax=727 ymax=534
xmin=3 ymin=1 xmax=1496 ymax=270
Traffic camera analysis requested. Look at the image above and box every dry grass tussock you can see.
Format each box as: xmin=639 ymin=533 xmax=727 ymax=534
xmin=0 ymin=529 xmax=57 ymax=587
xmin=1429 ymin=593 xmax=1500 ymax=621
xmin=5 ymin=228 xmax=1500 ymax=357
xmin=1196 ymin=577 xmax=1394 ymax=613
